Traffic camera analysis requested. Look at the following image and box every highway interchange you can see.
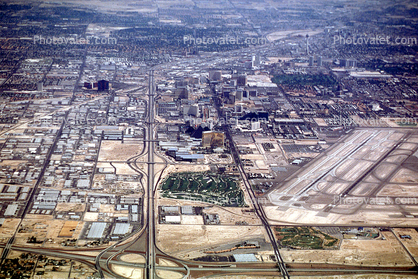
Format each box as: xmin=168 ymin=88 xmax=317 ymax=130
xmin=0 ymin=74 xmax=417 ymax=278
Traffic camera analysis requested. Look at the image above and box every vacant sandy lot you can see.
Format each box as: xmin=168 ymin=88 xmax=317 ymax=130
xmin=100 ymin=204 xmax=117 ymax=213
xmin=392 ymin=228 xmax=418 ymax=261
xmin=158 ymin=164 xmax=210 ymax=183
xmin=56 ymin=203 xmax=85 ymax=212
xmin=156 ymin=224 xmax=264 ymax=259
xmin=0 ymin=219 xmax=21 ymax=242
xmin=15 ymin=219 xmax=79 ymax=247
xmin=156 ymin=270 xmax=183 ymax=279
xmin=0 ymin=160 xmax=28 ymax=167
xmin=203 ymin=206 xmax=261 ymax=226
xmin=181 ymin=215 xmax=204 ymax=225
xmin=98 ymin=140 xmax=143 ymax=161
xmin=113 ymin=162 xmax=140 ymax=175
xmin=377 ymin=183 xmax=418 ymax=196
xmin=84 ymin=212 xmax=99 ymax=222
xmin=111 ymin=264 xmax=143 ymax=279
xmin=281 ymin=231 xmax=413 ymax=267
xmin=58 ymin=221 xmax=79 ymax=237
xmin=120 ymin=254 xmax=145 ymax=263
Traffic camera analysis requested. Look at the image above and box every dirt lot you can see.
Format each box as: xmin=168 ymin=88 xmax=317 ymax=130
xmin=15 ymin=218 xmax=56 ymax=246
xmin=96 ymin=161 xmax=141 ymax=175
xmin=0 ymin=218 xmax=21 ymax=242
xmin=392 ymin=228 xmax=418 ymax=261
xmin=156 ymin=224 xmax=265 ymax=259
xmin=98 ymin=140 xmax=143 ymax=161
xmin=100 ymin=204 xmax=117 ymax=213
xmin=92 ymin=173 xmax=143 ymax=194
xmin=0 ymin=160 xmax=28 ymax=167
xmin=111 ymin=264 xmax=143 ymax=279
xmin=84 ymin=212 xmax=99 ymax=221
xmin=113 ymin=162 xmax=140 ymax=175
xmin=281 ymin=231 xmax=413 ymax=267
xmin=181 ymin=215 xmax=204 ymax=225
xmin=156 ymin=270 xmax=183 ymax=279
xmin=55 ymin=203 xmax=86 ymax=212
xmin=120 ymin=254 xmax=145 ymax=263
xmin=13 ymin=218 xmax=84 ymax=248
xmin=58 ymin=221 xmax=79 ymax=237
xmin=157 ymin=164 xmax=210 ymax=184
xmin=203 ymin=206 xmax=261 ymax=226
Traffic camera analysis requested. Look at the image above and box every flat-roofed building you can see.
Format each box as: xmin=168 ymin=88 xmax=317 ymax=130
xmin=5 ymin=204 xmax=18 ymax=216
xmin=165 ymin=216 xmax=181 ymax=224
xmin=87 ymin=222 xmax=106 ymax=239
xmin=161 ymin=206 xmax=179 ymax=214
xmin=77 ymin=179 xmax=90 ymax=188
xmin=181 ymin=206 xmax=194 ymax=215
xmin=233 ymin=254 xmax=258 ymax=262
xmin=113 ymin=223 xmax=131 ymax=235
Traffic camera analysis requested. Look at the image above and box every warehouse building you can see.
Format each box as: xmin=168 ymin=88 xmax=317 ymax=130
xmin=87 ymin=222 xmax=107 ymax=239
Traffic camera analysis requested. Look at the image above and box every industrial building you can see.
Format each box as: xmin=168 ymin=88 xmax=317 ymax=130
xmin=87 ymin=222 xmax=107 ymax=239
xmin=233 ymin=254 xmax=258 ymax=262
xmin=112 ymin=223 xmax=131 ymax=235
xmin=97 ymin=80 xmax=109 ymax=91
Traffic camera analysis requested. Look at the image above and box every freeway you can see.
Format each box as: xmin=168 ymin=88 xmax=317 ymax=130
xmin=213 ymin=94 xmax=289 ymax=278
xmin=2 ymin=74 xmax=418 ymax=279
xmin=5 ymin=242 xmax=418 ymax=278
xmin=146 ymin=70 xmax=156 ymax=279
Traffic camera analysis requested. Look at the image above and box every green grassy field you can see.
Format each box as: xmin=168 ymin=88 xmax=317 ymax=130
xmin=272 ymin=74 xmax=337 ymax=87
xmin=275 ymin=227 xmax=340 ymax=249
xmin=159 ymin=172 xmax=245 ymax=206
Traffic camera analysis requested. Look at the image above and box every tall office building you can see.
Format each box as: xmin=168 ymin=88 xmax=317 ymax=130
xmin=189 ymin=104 xmax=199 ymax=116
xmin=317 ymin=56 xmax=323 ymax=66
xmin=236 ymin=89 xmax=243 ymax=101
xmin=251 ymin=55 xmax=261 ymax=68
xmin=98 ymin=80 xmax=109 ymax=91
xmin=37 ymin=82 xmax=43 ymax=92
xmin=340 ymin=59 xmax=356 ymax=68
xmin=251 ymin=121 xmax=261 ymax=130
xmin=347 ymin=59 xmax=356 ymax=68
xmin=209 ymin=70 xmax=222 ymax=81
xmin=84 ymin=82 xmax=92 ymax=89
xmin=235 ymin=103 xmax=243 ymax=113
xmin=237 ymin=75 xmax=247 ymax=86
xmin=309 ymin=56 xmax=314 ymax=66
xmin=175 ymin=87 xmax=189 ymax=99
xmin=175 ymin=78 xmax=188 ymax=88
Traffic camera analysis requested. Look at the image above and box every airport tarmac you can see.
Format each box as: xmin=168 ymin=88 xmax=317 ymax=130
xmin=265 ymin=128 xmax=418 ymax=225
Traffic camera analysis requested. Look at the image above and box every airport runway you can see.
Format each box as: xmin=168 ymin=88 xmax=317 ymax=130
xmin=267 ymin=128 xmax=418 ymax=224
